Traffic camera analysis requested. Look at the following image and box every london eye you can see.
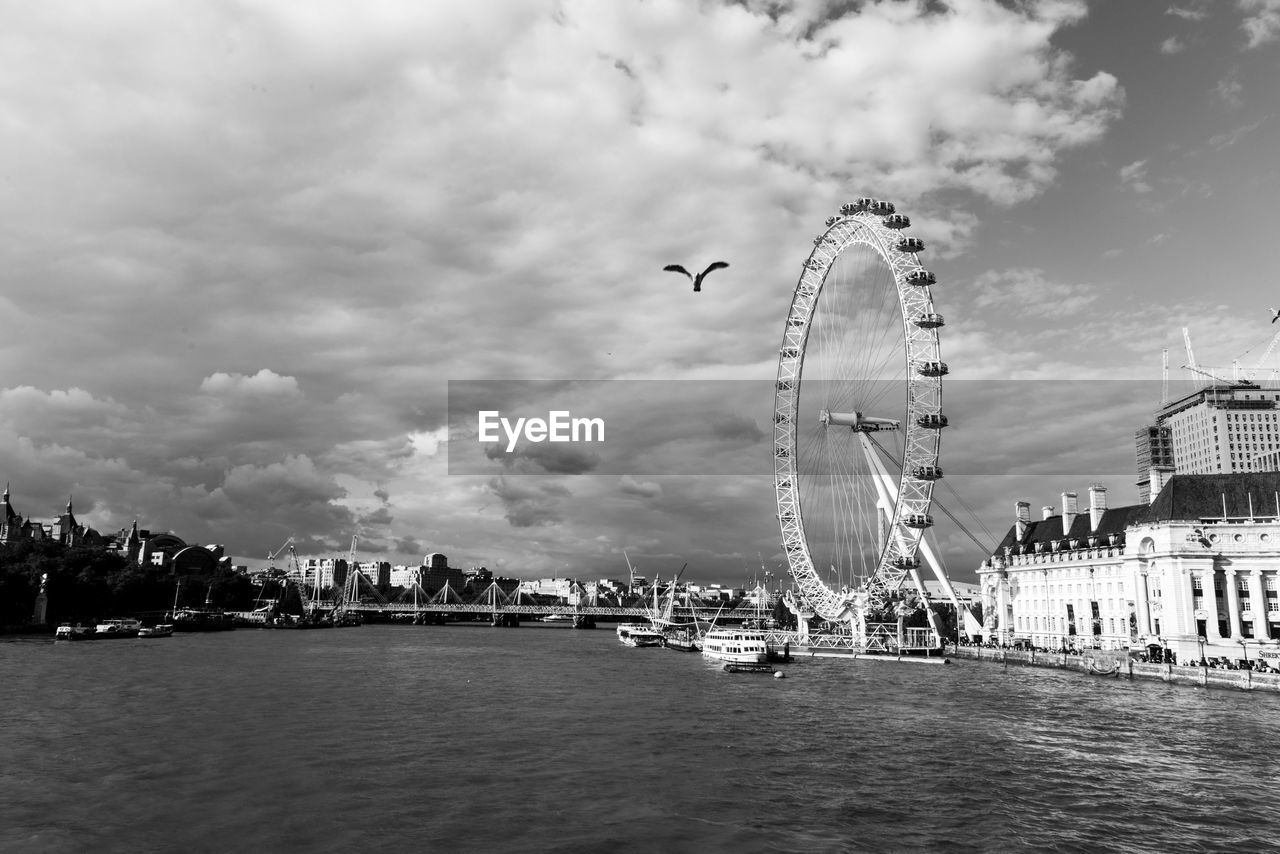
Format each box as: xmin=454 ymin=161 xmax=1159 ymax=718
xmin=773 ymin=199 xmax=947 ymax=644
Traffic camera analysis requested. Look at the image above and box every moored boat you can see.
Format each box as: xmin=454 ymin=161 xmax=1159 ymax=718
xmin=663 ymin=625 xmax=702 ymax=652
xmin=616 ymin=622 xmax=664 ymax=647
xmin=92 ymin=618 xmax=142 ymax=639
xmin=701 ymin=626 xmax=769 ymax=664
xmin=170 ymin=608 xmax=237 ymax=632
xmin=138 ymin=624 xmax=174 ymax=638
xmin=53 ymin=623 xmax=95 ymax=641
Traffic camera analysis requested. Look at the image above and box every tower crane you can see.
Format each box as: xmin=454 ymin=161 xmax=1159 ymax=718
xmin=1242 ymin=330 xmax=1280 ymax=383
xmin=267 ymin=537 xmax=295 ymax=567
xmin=1161 ymin=348 xmax=1169 ymax=405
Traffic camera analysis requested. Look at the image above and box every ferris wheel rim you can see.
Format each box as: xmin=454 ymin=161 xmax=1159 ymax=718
xmin=773 ymin=200 xmax=946 ymax=623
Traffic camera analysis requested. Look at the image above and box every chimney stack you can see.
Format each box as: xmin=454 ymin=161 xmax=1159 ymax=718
xmin=1062 ymin=491 xmax=1078 ymax=536
xmin=1016 ymin=501 xmax=1030 ymax=540
xmin=1089 ymin=484 xmax=1108 ymax=530
xmin=1042 ymin=505 xmax=1054 ymax=521
xmin=1148 ymin=467 xmax=1173 ymax=505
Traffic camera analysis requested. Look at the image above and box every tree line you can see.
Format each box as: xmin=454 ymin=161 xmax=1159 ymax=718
xmin=0 ymin=540 xmax=255 ymax=631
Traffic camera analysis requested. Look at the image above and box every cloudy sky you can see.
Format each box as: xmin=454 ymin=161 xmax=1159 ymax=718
xmin=3 ymin=0 xmax=1279 ymax=587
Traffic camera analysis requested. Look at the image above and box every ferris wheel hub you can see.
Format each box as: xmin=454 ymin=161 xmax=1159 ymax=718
xmin=819 ymin=409 xmax=900 ymax=432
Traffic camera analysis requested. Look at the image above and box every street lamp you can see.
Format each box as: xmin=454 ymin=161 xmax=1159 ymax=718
xmin=1241 ymin=639 xmax=1250 ymax=670
xmin=1198 ymin=635 xmax=1207 ymax=667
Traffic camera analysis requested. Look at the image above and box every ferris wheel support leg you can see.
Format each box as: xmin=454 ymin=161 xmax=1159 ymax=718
xmin=908 ymin=565 xmax=943 ymax=645
xmin=914 ymin=533 xmax=980 ymax=639
xmin=782 ymin=594 xmax=812 ymax=643
xmin=860 ymin=434 xmax=970 ymax=643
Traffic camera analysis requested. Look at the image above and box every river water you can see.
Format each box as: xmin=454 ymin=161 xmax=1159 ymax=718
xmin=3 ymin=624 xmax=1280 ymax=853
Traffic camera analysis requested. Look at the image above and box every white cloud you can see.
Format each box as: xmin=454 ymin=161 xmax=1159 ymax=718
xmin=1167 ymin=5 xmax=1209 ymax=22
xmin=1240 ymin=0 xmax=1280 ymax=47
xmin=968 ymin=267 xmax=1098 ymax=318
xmin=1119 ymin=159 xmax=1152 ymax=193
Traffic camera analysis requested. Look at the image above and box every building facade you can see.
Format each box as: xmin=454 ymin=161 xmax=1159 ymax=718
xmin=978 ymin=475 xmax=1280 ymax=667
xmin=1136 ymin=383 xmax=1280 ymax=500
xmin=2 ymin=488 xmax=106 ymax=548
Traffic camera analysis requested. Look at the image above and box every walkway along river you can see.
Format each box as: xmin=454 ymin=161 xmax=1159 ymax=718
xmin=952 ymin=644 xmax=1280 ymax=693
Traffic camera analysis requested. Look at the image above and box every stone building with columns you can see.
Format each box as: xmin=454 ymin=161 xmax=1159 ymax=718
xmin=977 ymin=474 xmax=1280 ymax=667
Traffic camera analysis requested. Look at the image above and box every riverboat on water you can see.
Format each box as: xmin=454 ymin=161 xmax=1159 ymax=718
xmin=138 ymin=624 xmax=174 ymax=638
xmin=616 ymin=623 xmax=664 ymax=647
xmin=170 ymin=608 xmax=237 ymax=632
xmin=55 ymin=619 xmax=143 ymax=640
xmin=540 ymin=614 xmax=573 ymax=624
xmin=53 ymin=623 xmax=95 ymax=641
xmin=701 ymin=626 xmax=769 ymax=664
xmin=662 ymin=626 xmax=702 ymax=652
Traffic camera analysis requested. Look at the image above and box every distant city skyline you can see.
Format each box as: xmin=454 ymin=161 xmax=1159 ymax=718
xmin=3 ymin=1 xmax=1280 ymax=584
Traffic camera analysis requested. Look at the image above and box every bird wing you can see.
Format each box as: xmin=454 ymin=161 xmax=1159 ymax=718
xmin=663 ymin=264 xmax=692 ymax=279
xmin=700 ymin=261 xmax=729 ymax=276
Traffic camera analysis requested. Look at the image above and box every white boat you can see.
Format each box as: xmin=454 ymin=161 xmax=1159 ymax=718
xmin=540 ymin=614 xmax=573 ymax=623
xmin=701 ymin=626 xmax=769 ymax=664
xmin=53 ymin=623 xmax=94 ymax=641
xmin=616 ymin=622 xmax=664 ymax=647
xmin=138 ymin=624 xmax=174 ymax=638
xmin=93 ymin=618 xmax=142 ymax=638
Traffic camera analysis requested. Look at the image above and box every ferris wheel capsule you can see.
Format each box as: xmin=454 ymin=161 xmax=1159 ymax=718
xmin=916 ymin=413 xmax=949 ymax=429
xmin=883 ymin=214 xmax=911 ymax=229
xmin=912 ymin=313 xmax=945 ymax=328
xmin=905 ymin=270 xmax=936 ymax=287
xmin=896 ymin=237 xmax=925 ymax=254
xmin=915 ymin=360 xmax=949 ymax=378
xmin=911 ymin=465 xmax=944 ymax=480
xmin=868 ymin=199 xmax=895 ymax=215
xmin=825 ymin=216 xmax=839 ymax=226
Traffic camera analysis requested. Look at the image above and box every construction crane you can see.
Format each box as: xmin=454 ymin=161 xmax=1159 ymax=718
xmin=267 ymin=536 xmax=295 ymax=566
xmin=1180 ymin=364 xmax=1235 ymax=385
xmin=1242 ymin=330 xmax=1280 ymax=383
xmin=1161 ymin=348 xmax=1169 ymax=405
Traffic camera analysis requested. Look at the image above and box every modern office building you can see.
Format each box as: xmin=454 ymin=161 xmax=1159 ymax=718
xmin=1136 ymin=382 xmax=1280 ymax=501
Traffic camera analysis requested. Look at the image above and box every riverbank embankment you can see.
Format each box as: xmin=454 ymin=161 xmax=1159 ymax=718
xmin=951 ymin=646 xmax=1280 ymax=693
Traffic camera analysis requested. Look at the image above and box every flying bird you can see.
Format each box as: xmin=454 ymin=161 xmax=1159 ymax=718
xmin=664 ymin=261 xmax=729 ymax=292
xmin=1271 ymin=307 xmax=1279 ymax=324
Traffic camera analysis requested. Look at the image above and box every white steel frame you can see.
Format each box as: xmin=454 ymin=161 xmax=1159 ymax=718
xmin=773 ymin=200 xmax=945 ymax=633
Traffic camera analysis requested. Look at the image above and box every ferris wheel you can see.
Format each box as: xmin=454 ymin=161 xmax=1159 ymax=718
xmin=773 ymin=198 xmax=947 ymax=635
